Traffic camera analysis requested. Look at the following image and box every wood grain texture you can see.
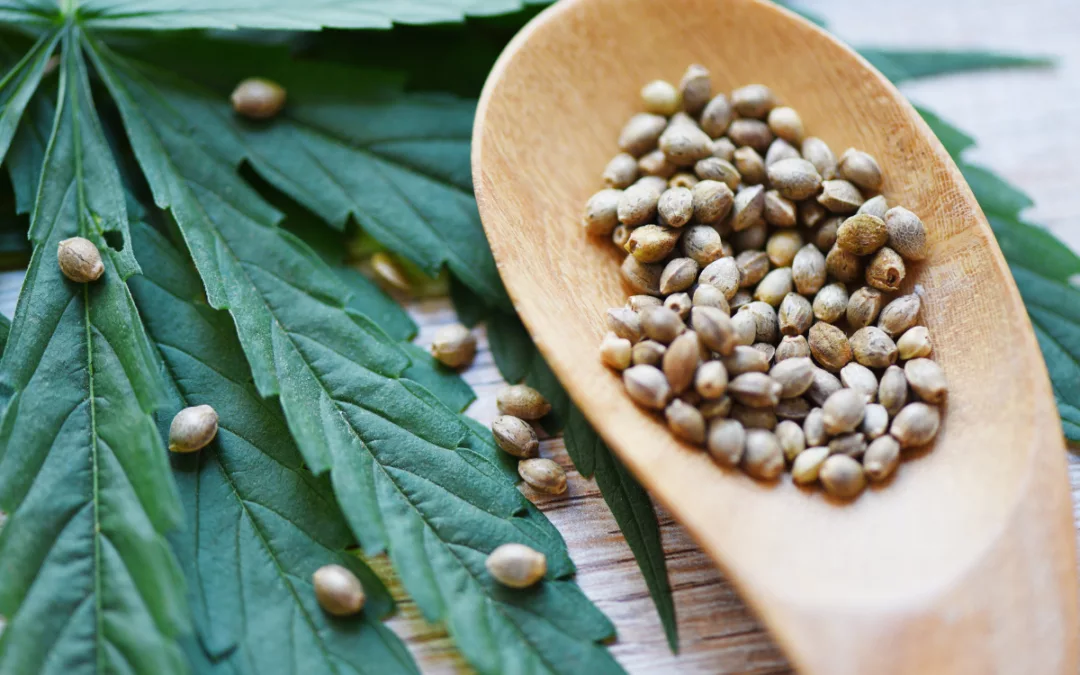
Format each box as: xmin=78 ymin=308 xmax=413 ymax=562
xmin=470 ymin=0 xmax=1079 ymax=672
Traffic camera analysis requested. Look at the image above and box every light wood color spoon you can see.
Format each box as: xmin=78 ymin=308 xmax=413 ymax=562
xmin=472 ymin=0 xmax=1079 ymax=672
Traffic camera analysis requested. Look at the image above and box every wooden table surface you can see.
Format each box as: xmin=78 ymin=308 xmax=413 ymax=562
xmin=0 ymin=1 xmax=1077 ymax=672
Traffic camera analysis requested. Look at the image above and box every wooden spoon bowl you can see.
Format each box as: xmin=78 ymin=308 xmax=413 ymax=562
xmin=473 ymin=0 xmax=1078 ymax=672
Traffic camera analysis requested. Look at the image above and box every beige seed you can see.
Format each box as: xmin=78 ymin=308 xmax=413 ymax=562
xmin=775 ymin=335 xmax=811 ymax=362
xmin=860 ymin=403 xmax=890 ymax=440
xmin=817 ymin=179 xmax=864 ymax=214
xmin=766 ymin=230 xmax=802 ymax=267
xmin=491 ymin=415 xmax=540 ymax=458
xmin=863 ymin=435 xmax=901 ymax=482
xmin=681 ymin=225 xmax=724 ymax=266
xmin=731 ymin=184 xmax=766 ymax=232
xmin=824 ymin=244 xmax=863 ymax=284
xmin=778 ymin=293 xmax=813 ymax=336
xmin=728 ymin=372 xmax=782 ymax=408
xmin=808 ymin=322 xmax=852 ymax=372
xmin=799 ymin=199 xmax=828 ymax=229
xmin=691 ymin=306 xmax=737 ymax=355
xmin=313 ymin=564 xmax=365 ymax=616
xmin=721 ymin=345 xmax=770 ymax=376
xmin=813 ymin=216 xmax=841 ymax=251
xmin=635 ymin=175 xmax=670 ymax=193
xmin=617 ymin=183 xmax=661 ymax=227
xmin=699 ymin=256 xmax=741 ymax=299
xmin=679 ymin=64 xmax=712 ymax=116
xmin=669 ymin=172 xmax=699 ymax=189
xmin=764 ymin=137 xmax=800 ymax=167
xmin=632 ymin=340 xmax=666 ymax=367
xmin=641 ymin=79 xmax=679 ymax=115
xmin=699 ymin=396 xmax=733 ymax=419
xmin=770 ymin=357 xmax=815 ymax=398
xmin=742 ymin=301 xmax=779 ymax=344
xmin=836 ymin=214 xmax=888 ymax=256
xmin=819 ymin=454 xmax=867 ymax=499
xmin=623 ymin=365 xmax=672 ymax=410
xmin=878 ymin=365 xmax=909 ymax=417
xmin=606 ymin=307 xmax=643 ymax=342
xmin=838 ymin=148 xmax=883 ymax=192
xmin=695 ymin=157 xmax=741 ymax=190
xmin=497 ymin=384 xmax=551 ymax=420
xmin=766 ymin=158 xmax=822 ymax=201
xmin=618 ymin=113 xmax=668 ymax=157
xmin=486 ymin=543 xmax=547 ymax=588
xmin=583 ymin=188 xmax=623 ymax=236
xmin=638 ymin=149 xmax=677 ymax=179
xmin=800 ymin=137 xmax=837 ymax=180
xmin=822 ymin=388 xmax=866 ymax=435
xmin=812 ymin=282 xmax=849 ymax=323
xmin=731 ymin=311 xmax=758 ymax=347
xmin=692 ymin=284 xmax=730 ymax=313
xmin=729 ymin=289 xmax=753 ymax=313
xmin=803 ymin=407 xmax=828 ymax=446
xmin=763 ymin=190 xmax=797 ymax=228
xmin=858 ymin=194 xmax=888 ymax=219
xmin=846 ymin=286 xmax=884 ymax=329
xmin=829 ymin=432 xmax=867 ymax=458
xmin=57 ymin=237 xmax=105 ymax=283
xmin=168 ymin=405 xmax=219 ymax=453
xmin=603 ymin=153 xmax=639 ymax=188
xmin=231 ymin=78 xmax=286 ymax=119
xmin=657 ymin=187 xmax=694 ymax=228
xmin=710 ymin=137 xmax=736 ymax=161
xmin=731 ymin=221 xmax=767 ymax=252
xmin=897 ymin=326 xmax=932 ymax=360
xmin=734 ymin=249 xmax=769 ymax=287
xmin=659 ymin=257 xmax=700 ymax=295
xmin=707 ymin=418 xmax=746 ymax=467
xmin=731 ymin=404 xmax=778 ymax=430
xmin=731 ymin=84 xmax=776 ymax=119
xmin=865 ymin=247 xmax=906 ymax=292
xmin=905 ymin=358 xmax=948 ymax=403
xmin=626 ymin=225 xmax=679 ymax=263
xmin=884 ymin=206 xmax=929 ymax=261
xmin=663 ymin=331 xmax=702 ymax=394
xmin=622 ymin=252 xmax=663 ymax=295
xmin=792 ymin=446 xmax=830 ymax=484
xmin=754 ymin=267 xmax=793 ymax=307
xmin=700 ymin=93 xmax=733 ymax=137
xmin=840 ymin=362 xmax=878 ymax=403
xmin=660 ymin=122 xmax=713 ymax=166
xmin=741 ymin=429 xmax=785 ymax=480
xmin=878 ymin=293 xmax=921 ymax=337
xmin=691 ymin=180 xmax=735 ymax=224
xmin=791 ymin=244 xmax=826 ymax=295
xmin=775 ymin=420 xmax=806 ymax=462
xmin=641 ymin=306 xmax=685 ymax=344
xmin=612 ymin=224 xmax=631 ymax=249
xmin=599 ymin=333 xmax=633 ymax=371
xmin=733 ymin=146 xmax=766 ymax=185
xmin=430 ymin=323 xmax=477 ymax=368
xmin=890 ymin=402 xmax=941 ymax=448
xmin=666 ymin=399 xmax=707 ymax=445
xmin=662 ymin=295 xmax=690 ymax=322
xmin=695 ymin=360 xmax=729 ymax=399
xmin=628 ymin=295 xmax=663 ymax=312
xmin=766 ymin=106 xmax=803 ymax=143
xmin=776 ymin=397 xmax=811 ymax=421
xmin=850 ymin=326 xmax=899 ymax=369
xmin=727 ymin=119 xmax=773 ymax=153
xmin=752 ymin=341 xmax=776 ymax=363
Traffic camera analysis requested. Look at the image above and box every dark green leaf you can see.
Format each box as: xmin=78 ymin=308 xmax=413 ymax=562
xmin=128 ymin=218 xmax=419 ymax=674
xmin=0 ymin=312 xmax=9 ymax=352
xmin=0 ymin=30 xmax=61 ymax=170
xmin=0 ymin=1 xmax=58 ymax=28
xmin=401 ymin=342 xmax=477 ymax=413
xmin=0 ymin=31 xmax=188 ymax=674
xmin=857 ymin=48 xmax=1052 ymax=83
xmin=90 ymin=39 xmax=621 ymax=675
xmin=77 ymin=0 xmax=548 ymax=31
xmin=6 ymin=65 xmax=54 ymax=216
xmin=958 ymin=162 xmax=1033 ymax=219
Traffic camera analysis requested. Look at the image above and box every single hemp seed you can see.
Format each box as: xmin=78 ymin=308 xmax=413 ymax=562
xmin=231 ymin=77 xmax=287 ymax=120
xmin=497 ymin=384 xmax=551 ymax=420
xmin=57 ymin=236 xmax=105 ymax=283
xmin=518 ymin=458 xmax=568 ymax=494
xmin=429 ymin=323 xmax=477 ymax=369
xmin=168 ymin=404 xmax=218 ymax=454
xmin=491 ymin=415 xmax=539 ymax=458
xmin=313 ymin=564 xmax=366 ymax=616
xmin=486 ymin=543 xmax=547 ymax=589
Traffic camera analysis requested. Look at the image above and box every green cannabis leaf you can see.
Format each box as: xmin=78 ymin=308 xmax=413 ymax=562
xmin=0 ymin=312 xmax=8 ymax=352
xmin=0 ymin=30 xmax=60 ymax=168
xmin=86 ymin=38 xmax=622 ymax=675
xmin=0 ymin=31 xmax=188 ymax=674
xmin=128 ymin=218 xmax=420 ymax=674
xmin=857 ymin=48 xmax=1052 ymax=83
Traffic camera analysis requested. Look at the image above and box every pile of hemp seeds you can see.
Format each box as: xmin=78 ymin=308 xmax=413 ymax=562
xmin=585 ymin=65 xmax=947 ymax=500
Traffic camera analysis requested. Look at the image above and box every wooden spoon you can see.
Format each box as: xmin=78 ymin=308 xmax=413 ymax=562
xmin=473 ymin=0 xmax=1079 ymax=672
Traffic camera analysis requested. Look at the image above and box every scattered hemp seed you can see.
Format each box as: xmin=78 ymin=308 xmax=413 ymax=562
xmin=518 ymin=458 xmax=568 ymax=494
xmin=491 ymin=415 xmax=540 ymax=458
xmin=168 ymin=405 xmax=218 ymax=453
xmin=313 ymin=564 xmax=366 ymax=616
xmin=231 ymin=78 xmax=286 ymax=119
xmin=430 ymin=323 xmax=477 ymax=368
xmin=58 ymin=237 xmax=105 ymax=283
xmin=497 ymin=384 xmax=551 ymax=420
xmin=486 ymin=543 xmax=547 ymax=589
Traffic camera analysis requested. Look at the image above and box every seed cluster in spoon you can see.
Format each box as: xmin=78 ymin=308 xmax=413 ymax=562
xmin=585 ymin=65 xmax=947 ymax=500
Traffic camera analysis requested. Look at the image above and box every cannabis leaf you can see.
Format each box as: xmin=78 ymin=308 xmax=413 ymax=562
xmin=857 ymin=48 xmax=1052 ymax=83
xmin=88 ymin=38 xmax=622 ymax=675
xmin=128 ymin=218 xmax=420 ymax=675
xmin=0 ymin=312 xmax=8 ymax=352
xmin=0 ymin=30 xmax=60 ymax=168
xmin=0 ymin=31 xmax=188 ymax=674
